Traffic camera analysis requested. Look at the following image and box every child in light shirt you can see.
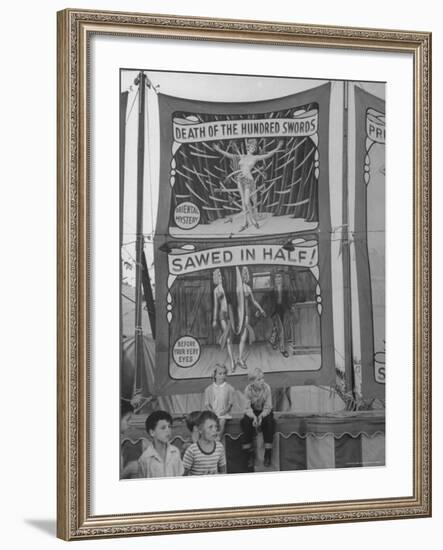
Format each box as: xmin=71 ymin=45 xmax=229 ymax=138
xmin=240 ymin=367 xmax=275 ymax=471
xmin=137 ymin=410 xmax=184 ymax=478
xmin=203 ymin=364 xmax=234 ymax=437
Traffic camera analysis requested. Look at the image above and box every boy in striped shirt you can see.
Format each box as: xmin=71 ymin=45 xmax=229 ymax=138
xmin=183 ymin=411 xmax=227 ymax=476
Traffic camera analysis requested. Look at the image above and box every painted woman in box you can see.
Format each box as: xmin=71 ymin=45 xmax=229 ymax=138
xmin=212 ymin=268 xmax=236 ymax=373
xmin=237 ymin=266 xmax=266 ymax=370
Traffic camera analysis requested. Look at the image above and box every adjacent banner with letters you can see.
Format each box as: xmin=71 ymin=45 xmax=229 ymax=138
xmin=353 ymin=88 xmax=386 ymax=401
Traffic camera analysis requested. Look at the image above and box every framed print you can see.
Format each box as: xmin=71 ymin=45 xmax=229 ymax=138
xmin=57 ymin=8 xmax=431 ymax=540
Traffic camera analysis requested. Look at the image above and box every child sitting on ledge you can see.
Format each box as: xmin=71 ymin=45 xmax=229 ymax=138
xmin=240 ymin=367 xmax=275 ymax=471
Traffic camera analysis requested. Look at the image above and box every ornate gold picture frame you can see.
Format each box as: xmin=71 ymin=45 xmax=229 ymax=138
xmin=57 ymin=8 xmax=431 ymax=540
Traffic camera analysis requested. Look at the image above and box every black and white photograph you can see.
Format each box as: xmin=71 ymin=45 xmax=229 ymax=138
xmin=120 ymin=70 xmax=386 ymax=479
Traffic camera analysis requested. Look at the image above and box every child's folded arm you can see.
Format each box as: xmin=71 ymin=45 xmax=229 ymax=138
xmin=260 ymin=385 xmax=273 ymax=417
xmin=227 ymin=385 xmax=235 ymax=410
xmin=244 ymin=386 xmax=256 ymax=418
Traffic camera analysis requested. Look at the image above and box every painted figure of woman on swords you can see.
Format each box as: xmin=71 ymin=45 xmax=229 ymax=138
xmin=214 ymin=138 xmax=283 ymax=232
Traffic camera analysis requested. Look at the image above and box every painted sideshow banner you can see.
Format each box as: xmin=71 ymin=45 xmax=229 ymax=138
xmin=154 ymin=84 xmax=335 ymax=395
xmin=352 ymin=88 xmax=385 ymax=401
xmin=170 ymin=110 xmax=318 ymax=239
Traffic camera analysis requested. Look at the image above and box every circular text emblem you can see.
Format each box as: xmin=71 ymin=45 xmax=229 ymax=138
xmin=174 ymin=202 xmax=200 ymax=230
xmin=172 ymin=336 xmax=201 ymax=368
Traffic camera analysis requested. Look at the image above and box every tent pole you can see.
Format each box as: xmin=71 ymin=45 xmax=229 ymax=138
xmin=119 ymin=90 xmax=129 ymax=416
xmin=342 ymin=81 xmax=355 ymax=397
xmin=141 ymin=250 xmax=156 ymax=339
xmin=133 ymin=71 xmax=147 ymax=397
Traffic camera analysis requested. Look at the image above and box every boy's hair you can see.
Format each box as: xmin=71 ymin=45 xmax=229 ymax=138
xmin=197 ymin=410 xmax=219 ymax=428
xmin=185 ymin=410 xmax=202 ymax=432
xmin=145 ymin=410 xmax=172 ymax=435
xmin=212 ymin=363 xmax=228 ymax=380
xmin=248 ymin=367 xmax=264 ymax=382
